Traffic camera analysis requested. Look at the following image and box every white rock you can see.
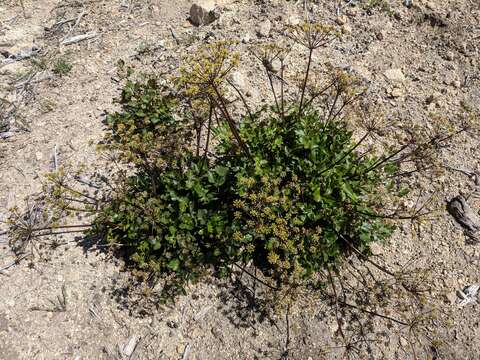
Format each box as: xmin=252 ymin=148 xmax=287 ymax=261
xmin=287 ymin=15 xmax=300 ymax=26
xmin=346 ymin=8 xmax=357 ymax=17
xmin=245 ymin=88 xmax=257 ymax=98
xmin=390 ymin=87 xmax=403 ymax=98
xmin=231 ymin=71 xmax=246 ymax=89
xmin=369 ymin=242 xmax=383 ymax=256
xmin=0 ymin=131 xmax=13 ymax=139
xmin=446 ymin=291 xmax=457 ymax=304
xmin=122 ymin=336 xmax=139 ymax=357
xmin=451 ymin=80 xmax=461 ymax=88
xmin=257 ymin=19 xmax=272 ymax=38
xmin=190 ymin=0 xmax=217 ymax=26
xmin=271 ymin=59 xmax=281 ymax=73
xmin=383 ymin=68 xmax=405 ymax=83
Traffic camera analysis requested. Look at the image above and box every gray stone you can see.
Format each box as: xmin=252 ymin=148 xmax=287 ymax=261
xmin=0 ymin=313 xmax=8 ymax=332
xmin=383 ymin=68 xmax=405 ymax=83
xmin=190 ymin=0 xmax=217 ymax=26
xmin=0 ymin=131 xmax=13 ymax=139
xmin=444 ymin=51 xmax=455 ymax=61
xmin=257 ymin=19 xmax=272 ymax=38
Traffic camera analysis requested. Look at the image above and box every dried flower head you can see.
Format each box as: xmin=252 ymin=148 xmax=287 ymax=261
xmin=250 ymin=42 xmax=290 ymax=73
xmin=285 ymin=22 xmax=340 ymax=50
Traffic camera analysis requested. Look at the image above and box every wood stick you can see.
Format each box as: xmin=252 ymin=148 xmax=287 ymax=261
xmin=61 ymin=32 xmax=97 ymax=46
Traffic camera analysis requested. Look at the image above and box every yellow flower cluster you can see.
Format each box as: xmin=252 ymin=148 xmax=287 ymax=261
xmin=231 ymin=175 xmax=322 ymax=278
xmin=175 ymin=40 xmax=240 ymax=98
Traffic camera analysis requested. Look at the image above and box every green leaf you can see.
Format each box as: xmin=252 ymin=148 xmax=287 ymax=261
xmin=312 ymin=186 xmax=321 ymax=202
xmin=167 ymin=259 xmax=180 ymax=271
xmin=214 ymin=165 xmax=229 ymax=178
xmin=398 ymin=186 xmax=409 ymax=197
xmin=342 ymin=182 xmax=358 ymax=201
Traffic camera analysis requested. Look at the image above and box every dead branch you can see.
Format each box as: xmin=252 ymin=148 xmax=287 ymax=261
xmin=61 ymin=32 xmax=97 ymax=46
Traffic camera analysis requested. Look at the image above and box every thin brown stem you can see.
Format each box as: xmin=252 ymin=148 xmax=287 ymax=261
xmin=299 ymin=48 xmax=314 ymax=114
xmin=339 ymin=300 xmax=409 ymax=326
xmin=62 ymin=206 xmax=96 ymax=213
xmin=338 ymin=233 xmax=395 ymax=277
xmin=319 ymin=132 xmax=370 ymax=176
xmin=233 ymin=263 xmax=279 ymax=291
xmin=266 ymin=69 xmax=280 ymax=113
xmin=51 ymin=181 xmax=99 ymax=203
xmin=211 ymin=85 xmax=249 ymax=154
xmin=203 ymin=105 xmax=213 ymax=163
xmin=32 ymin=224 xmax=92 ymax=232
xmin=326 ymin=89 xmax=341 ymax=123
xmin=303 ymin=80 xmax=336 ymax=109
xmin=327 ymin=266 xmax=347 ymax=345
xmin=226 ymin=78 xmax=254 ymax=121
xmin=0 ymin=253 xmax=30 ymax=272
xmin=280 ymin=59 xmax=285 ymax=119
xmin=62 ymin=197 xmax=96 ymax=206
xmin=353 ymin=143 xmax=410 ymax=179
xmin=285 ymin=303 xmax=291 ymax=354
xmin=35 ymin=229 xmax=89 ymax=237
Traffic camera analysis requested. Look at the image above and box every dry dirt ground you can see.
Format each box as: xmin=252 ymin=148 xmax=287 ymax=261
xmin=1 ymin=0 xmax=480 ymax=359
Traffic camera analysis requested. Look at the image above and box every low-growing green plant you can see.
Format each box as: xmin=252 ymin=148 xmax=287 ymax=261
xmin=92 ymin=88 xmax=397 ymax=297
xmin=53 ymin=57 xmax=72 ymax=76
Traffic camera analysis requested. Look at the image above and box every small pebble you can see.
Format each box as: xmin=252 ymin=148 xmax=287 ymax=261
xmin=342 ymin=24 xmax=352 ymax=34
xmin=335 ymin=15 xmax=348 ymax=25
xmin=444 ymin=51 xmax=455 ymax=61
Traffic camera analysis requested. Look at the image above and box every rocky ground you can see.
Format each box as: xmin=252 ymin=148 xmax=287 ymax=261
xmin=1 ymin=0 xmax=480 ymax=359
